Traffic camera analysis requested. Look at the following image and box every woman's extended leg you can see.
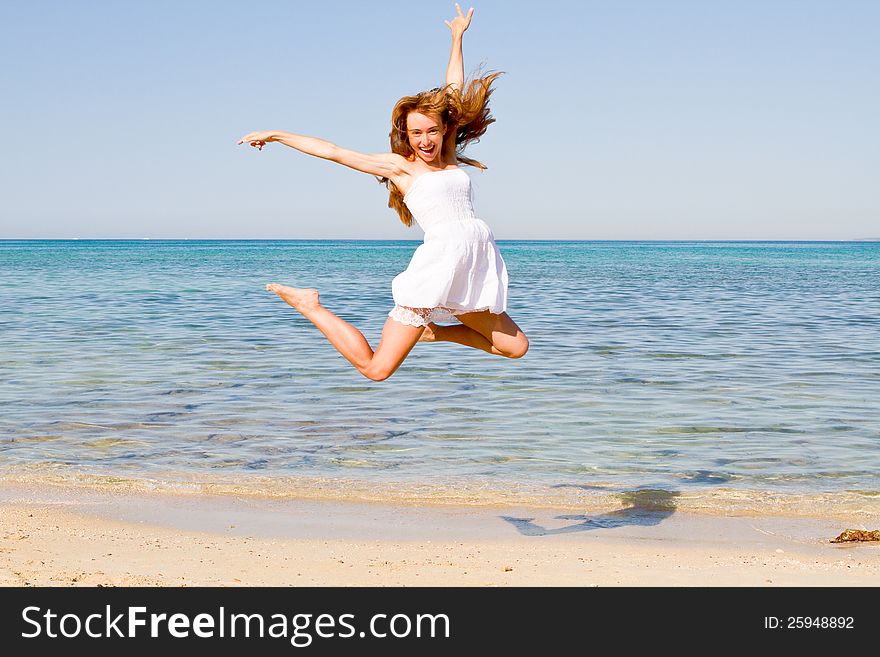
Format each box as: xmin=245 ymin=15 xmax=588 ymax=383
xmin=266 ymin=284 xmax=424 ymax=381
xmin=421 ymin=311 xmax=529 ymax=358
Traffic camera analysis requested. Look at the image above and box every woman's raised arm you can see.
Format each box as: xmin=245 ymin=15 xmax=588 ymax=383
xmin=237 ymin=130 xmax=404 ymax=179
xmin=444 ymin=4 xmax=473 ymax=94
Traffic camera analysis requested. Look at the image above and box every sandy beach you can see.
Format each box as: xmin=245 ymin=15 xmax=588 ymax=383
xmin=1 ymin=482 xmax=878 ymax=587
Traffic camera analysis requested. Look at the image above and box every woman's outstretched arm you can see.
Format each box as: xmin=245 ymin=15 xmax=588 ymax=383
xmin=444 ymin=4 xmax=473 ymax=93
xmin=237 ymin=130 xmax=404 ymax=179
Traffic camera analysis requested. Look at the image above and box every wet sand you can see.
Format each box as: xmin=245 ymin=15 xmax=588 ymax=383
xmin=1 ymin=483 xmax=878 ymax=586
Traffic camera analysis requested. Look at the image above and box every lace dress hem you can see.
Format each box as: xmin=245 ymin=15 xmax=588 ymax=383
xmin=387 ymin=305 xmax=496 ymax=327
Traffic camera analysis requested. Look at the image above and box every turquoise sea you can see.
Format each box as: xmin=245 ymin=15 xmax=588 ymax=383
xmin=1 ymin=240 xmax=878 ymax=515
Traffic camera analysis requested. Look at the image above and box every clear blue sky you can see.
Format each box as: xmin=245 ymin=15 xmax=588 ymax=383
xmin=1 ymin=0 xmax=877 ymax=239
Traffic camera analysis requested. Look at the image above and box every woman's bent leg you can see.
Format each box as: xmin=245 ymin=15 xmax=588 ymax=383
xmin=267 ymin=284 xmax=424 ymax=381
xmin=454 ymin=310 xmax=529 ymax=358
xmin=423 ymin=322 xmax=508 ymax=356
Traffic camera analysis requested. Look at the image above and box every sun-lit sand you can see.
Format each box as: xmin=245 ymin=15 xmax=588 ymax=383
xmin=1 ymin=483 xmax=878 ymax=587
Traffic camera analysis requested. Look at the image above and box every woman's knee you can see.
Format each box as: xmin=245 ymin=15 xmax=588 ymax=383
xmin=360 ymin=363 xmax=396 ymax=382
xmin=502 ymin=334 xmax=529 ymax=359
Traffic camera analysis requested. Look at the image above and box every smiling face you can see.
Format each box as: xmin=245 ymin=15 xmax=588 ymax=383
xmin=406 ymin=111 xmax=446 ymax=166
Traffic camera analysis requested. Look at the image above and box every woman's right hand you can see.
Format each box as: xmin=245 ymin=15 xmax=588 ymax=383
xmin=445 ymin=3 xmax=474 ymax=40
xmin=237 ymin=131 xmax=277 ymax=151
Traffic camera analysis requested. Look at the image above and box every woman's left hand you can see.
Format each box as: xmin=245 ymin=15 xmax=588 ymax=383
xmin=445 ymin=3 xmax=474 ymax=39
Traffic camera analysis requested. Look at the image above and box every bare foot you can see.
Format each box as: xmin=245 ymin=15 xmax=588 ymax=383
xmin=265 ymin=283 xmax=320 ymax=312
xmin=418 ymin=322 xmax=440 ymax=343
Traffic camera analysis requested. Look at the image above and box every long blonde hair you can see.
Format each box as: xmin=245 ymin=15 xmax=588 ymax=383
xmin=378 ymin=71 xmax=502 ymax=226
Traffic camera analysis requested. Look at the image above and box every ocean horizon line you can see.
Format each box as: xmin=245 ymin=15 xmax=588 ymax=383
xmin=2 ymin=238 xmax=878 ymax=243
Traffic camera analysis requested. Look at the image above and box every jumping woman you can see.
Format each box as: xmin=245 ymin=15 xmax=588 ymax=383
xmin=237 ymin=4 xmax=528 ymax=381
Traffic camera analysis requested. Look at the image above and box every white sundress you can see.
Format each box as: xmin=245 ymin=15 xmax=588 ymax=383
xmin=387 ymin=167 xmax=509 ymax=327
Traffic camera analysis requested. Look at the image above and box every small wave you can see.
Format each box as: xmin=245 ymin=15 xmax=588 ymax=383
xmin=1 ymin=465 xmax=877 ymax=520
xmin=654 ymin=425 xmax=805 ymax=435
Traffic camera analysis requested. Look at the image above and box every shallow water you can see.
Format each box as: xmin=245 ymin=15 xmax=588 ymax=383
xmin=1 ymin=240 xmax=878 ymax=513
